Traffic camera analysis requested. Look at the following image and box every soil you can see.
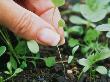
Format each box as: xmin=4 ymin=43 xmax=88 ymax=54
xmin=3 ymin=46 xmax=110 ymax=82
xmin=0 ymin=0 xmax=110 ymax=82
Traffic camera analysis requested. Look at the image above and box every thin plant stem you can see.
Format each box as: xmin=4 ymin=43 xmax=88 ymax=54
xmin=57 ymin=46 xmax=67 ymax=78
xmin=4 ymin=74 xmax=15 ymax=82
xmin=51 ymin=7 xmax=67 ymax=78
xmin=78 ymin=70 xmax=83 ymax=80
xmin=90 ymin=68 xmax=92 ymax=82
xmin=0 ymin=29 xmax=20 ymax=64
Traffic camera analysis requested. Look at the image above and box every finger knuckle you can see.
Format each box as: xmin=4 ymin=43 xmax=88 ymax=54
xmin=14 ymin=11 xmax=33 ymax=35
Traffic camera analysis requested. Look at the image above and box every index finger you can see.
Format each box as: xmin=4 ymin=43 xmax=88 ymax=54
xmin=23 ymin=0 xmax=65 ymax=45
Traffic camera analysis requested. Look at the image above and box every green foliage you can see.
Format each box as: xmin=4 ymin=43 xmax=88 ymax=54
xmin=69 ymin=15 xmax=88 ymax=25
xmin=96 ymin=66 xmax=107 ymax=75
xmin=84 ymin=29 xmax=100 ymax=43
xmin=27 ymin=40 xmax=39 ymax=54
xmin=44 ymin=57 xmax=56 ymax=67
xmin=72 ymin=45 xmax=79 ymax=55
xmin=80 ymin=4 xmax=107 ymax=22
xmin=68 ymin=38 xmax=79 ymax=47
xmin=20 ymin=61 xmax=27 ymax=69
xmin=15 ymin=41 xmax=28 ymax=55
xmin=72 ymin=4 xmax=80 ymax=13
xmin=106 ymin=31 xmax=110 ymax=38
xmin=51 ymin=0 xmax=65 ymax=7
xmin=81 ymin=46 xmax=90 ymax=54
xmin=7 ymin=62 xmax=12 ymax=75
xmin=0 ymin=76 xmax=3 ymax=82
xmin=96 ymin=24 xmax=110 ymax=31
xmin=68 ymin=45 xmax=79 ymax=64
xmin=4 ymin=62 xmax=23 ymax=81
xmin=108 ymin=70 xmax=110 ymax=77
xmin=10 ymin=56 xmax=17 ymax=70
xmin=68 ymin=56 xmax=74 ymax=64
xmin=0 ymin=46 xmax=6 ymax=57
xmin=80 ymin=0 xmax=110 ymax=22
xmin=14 ymin=68 xmax=23 ymax=76
xmin=58 ymin=19 xmax=65 ymax=27
xmin=78 ymin=48 xmax=110 ymax=72
xmin=108 ymin=18 xmax=110 ymax=24
xmin=86 ymin=0 xmax=98 ymax=10
xmin=67 ymin=26 xmax=84 ymax=35
xmin=78 ymin=58 xmax=88 ymax=66
xmin=96 ymin=24 xmax=110 ymax=38
xmin=69 ymin=15 xmax=96 ymax=27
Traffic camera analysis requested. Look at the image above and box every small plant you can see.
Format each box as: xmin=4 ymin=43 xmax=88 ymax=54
xmin=62 ymin=0 xmax=110 ymax=81
xmin=78 ymin=47 xmax=110 ymax=79
xmin=68 ymin=45 xmax=79 ymax=64
xmin=4 ymin=62 xmax=23 ymax=81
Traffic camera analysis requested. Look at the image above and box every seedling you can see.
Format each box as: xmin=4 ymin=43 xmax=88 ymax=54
xmin=78 ymin=48 xmax=110 ymax=79
xmin=4 ymin=62 xmax=23 ymax=81
xmin=68 ymin=45 xmax=79 ymax=64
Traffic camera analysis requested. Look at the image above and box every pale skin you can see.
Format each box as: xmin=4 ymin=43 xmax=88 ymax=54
xmin=0 ymin=0 xmax=65 ymax=46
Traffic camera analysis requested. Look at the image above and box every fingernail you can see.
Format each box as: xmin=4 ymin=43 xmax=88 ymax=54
xmin=58 ymin=38 xmax=65 ymax=46
xmin=37 ymin=28 xmax=60 ymax=46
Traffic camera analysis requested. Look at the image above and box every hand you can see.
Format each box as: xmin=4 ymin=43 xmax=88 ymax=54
xmin=0 ymin=0 xmax=65 ymax=46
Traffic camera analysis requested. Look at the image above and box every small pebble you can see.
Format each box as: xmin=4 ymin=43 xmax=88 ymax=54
xmin=67 ymin=70 xmax=73 ymax=74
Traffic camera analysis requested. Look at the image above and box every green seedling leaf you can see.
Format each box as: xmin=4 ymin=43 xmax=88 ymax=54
xmin=64 ymin=31 xmax=69 ymax=38
xmin=107 ymin=6 xmax=110 ymax=13
xmin=96 ymin=24 xmax=110 ymax=31
xmin=81 ymin=46 xmax=90 ymax=54
xmin=67 ymin=26 xmax=84 ymax=35
xmin=20 ymin=61 xmax=27 ymax=69
xmin=78 ymin=58 xmax=88 ymax=67
xmin=84 ymin=28 xmax=100 ymax=43
xmin=44 ymin=57 xmax=56 ymax=67
xmin=58 ymin=19 xmax=65 ymax=27
xmin=14 ymin=68 xmax=23 ymax=75
xmin=83 ymin=66 xmax=90 ymax=72
xmin=10 ymin=56 xmax=17 ymax=70
xmin=108 ymin=70 xmax=110 ymax=77
xmin=108 ymin=18 xmax=110 ymax=24
xmin=7 ymin=62 xmax=12 ymax=74
xmin=68 ymin=56 xmax=74 ymax=64
xmin=80 ymin=4 xmax=107 ymax=22
xmin=27 ymin=40 xmax=39 ymax=54
xmin=98 ymin=0 xmax=110 ymax=7
xmin=79 ymin=48 xmax=110 ymax=73
xmin=51 ymin=0 xmax=65 ymax=7
xmin=68 ymin=38 xmax=79 ymax=47
xmin=72 ymin=45 xmax=79 ymax=55
xmin=96 ymin=66 xmax=107 ymax=75
xmin=72 ymin=4 xmax=80 ymax=13
xmin=98 ymin=48 xmax=110 ymax=61
xmin=106 ymin=31 xmax=110 ymax=38
xmin=4 ymin=71 xmax=10 ymax=75
xmin=29 ymin=61 xmax=36 ymax=68
xmin=15 ymin=41 xmax=28 ymax=55
xmin=0 ymin=76 xmax=3 ymax=82
xmin=0 ymin=46 xmax=6 ymax=57
xmin=69 ymin=15 xmax=88 ymax=25
xmin=86 ymin=0 xmax=98 ymax=11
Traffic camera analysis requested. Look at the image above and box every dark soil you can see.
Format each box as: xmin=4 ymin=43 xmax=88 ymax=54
xmin=0 ymin=0 xmax=110 ymax=82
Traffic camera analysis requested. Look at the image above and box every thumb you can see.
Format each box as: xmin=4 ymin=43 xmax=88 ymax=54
xmin=0 ymin=0 xmax=60 ymax=46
